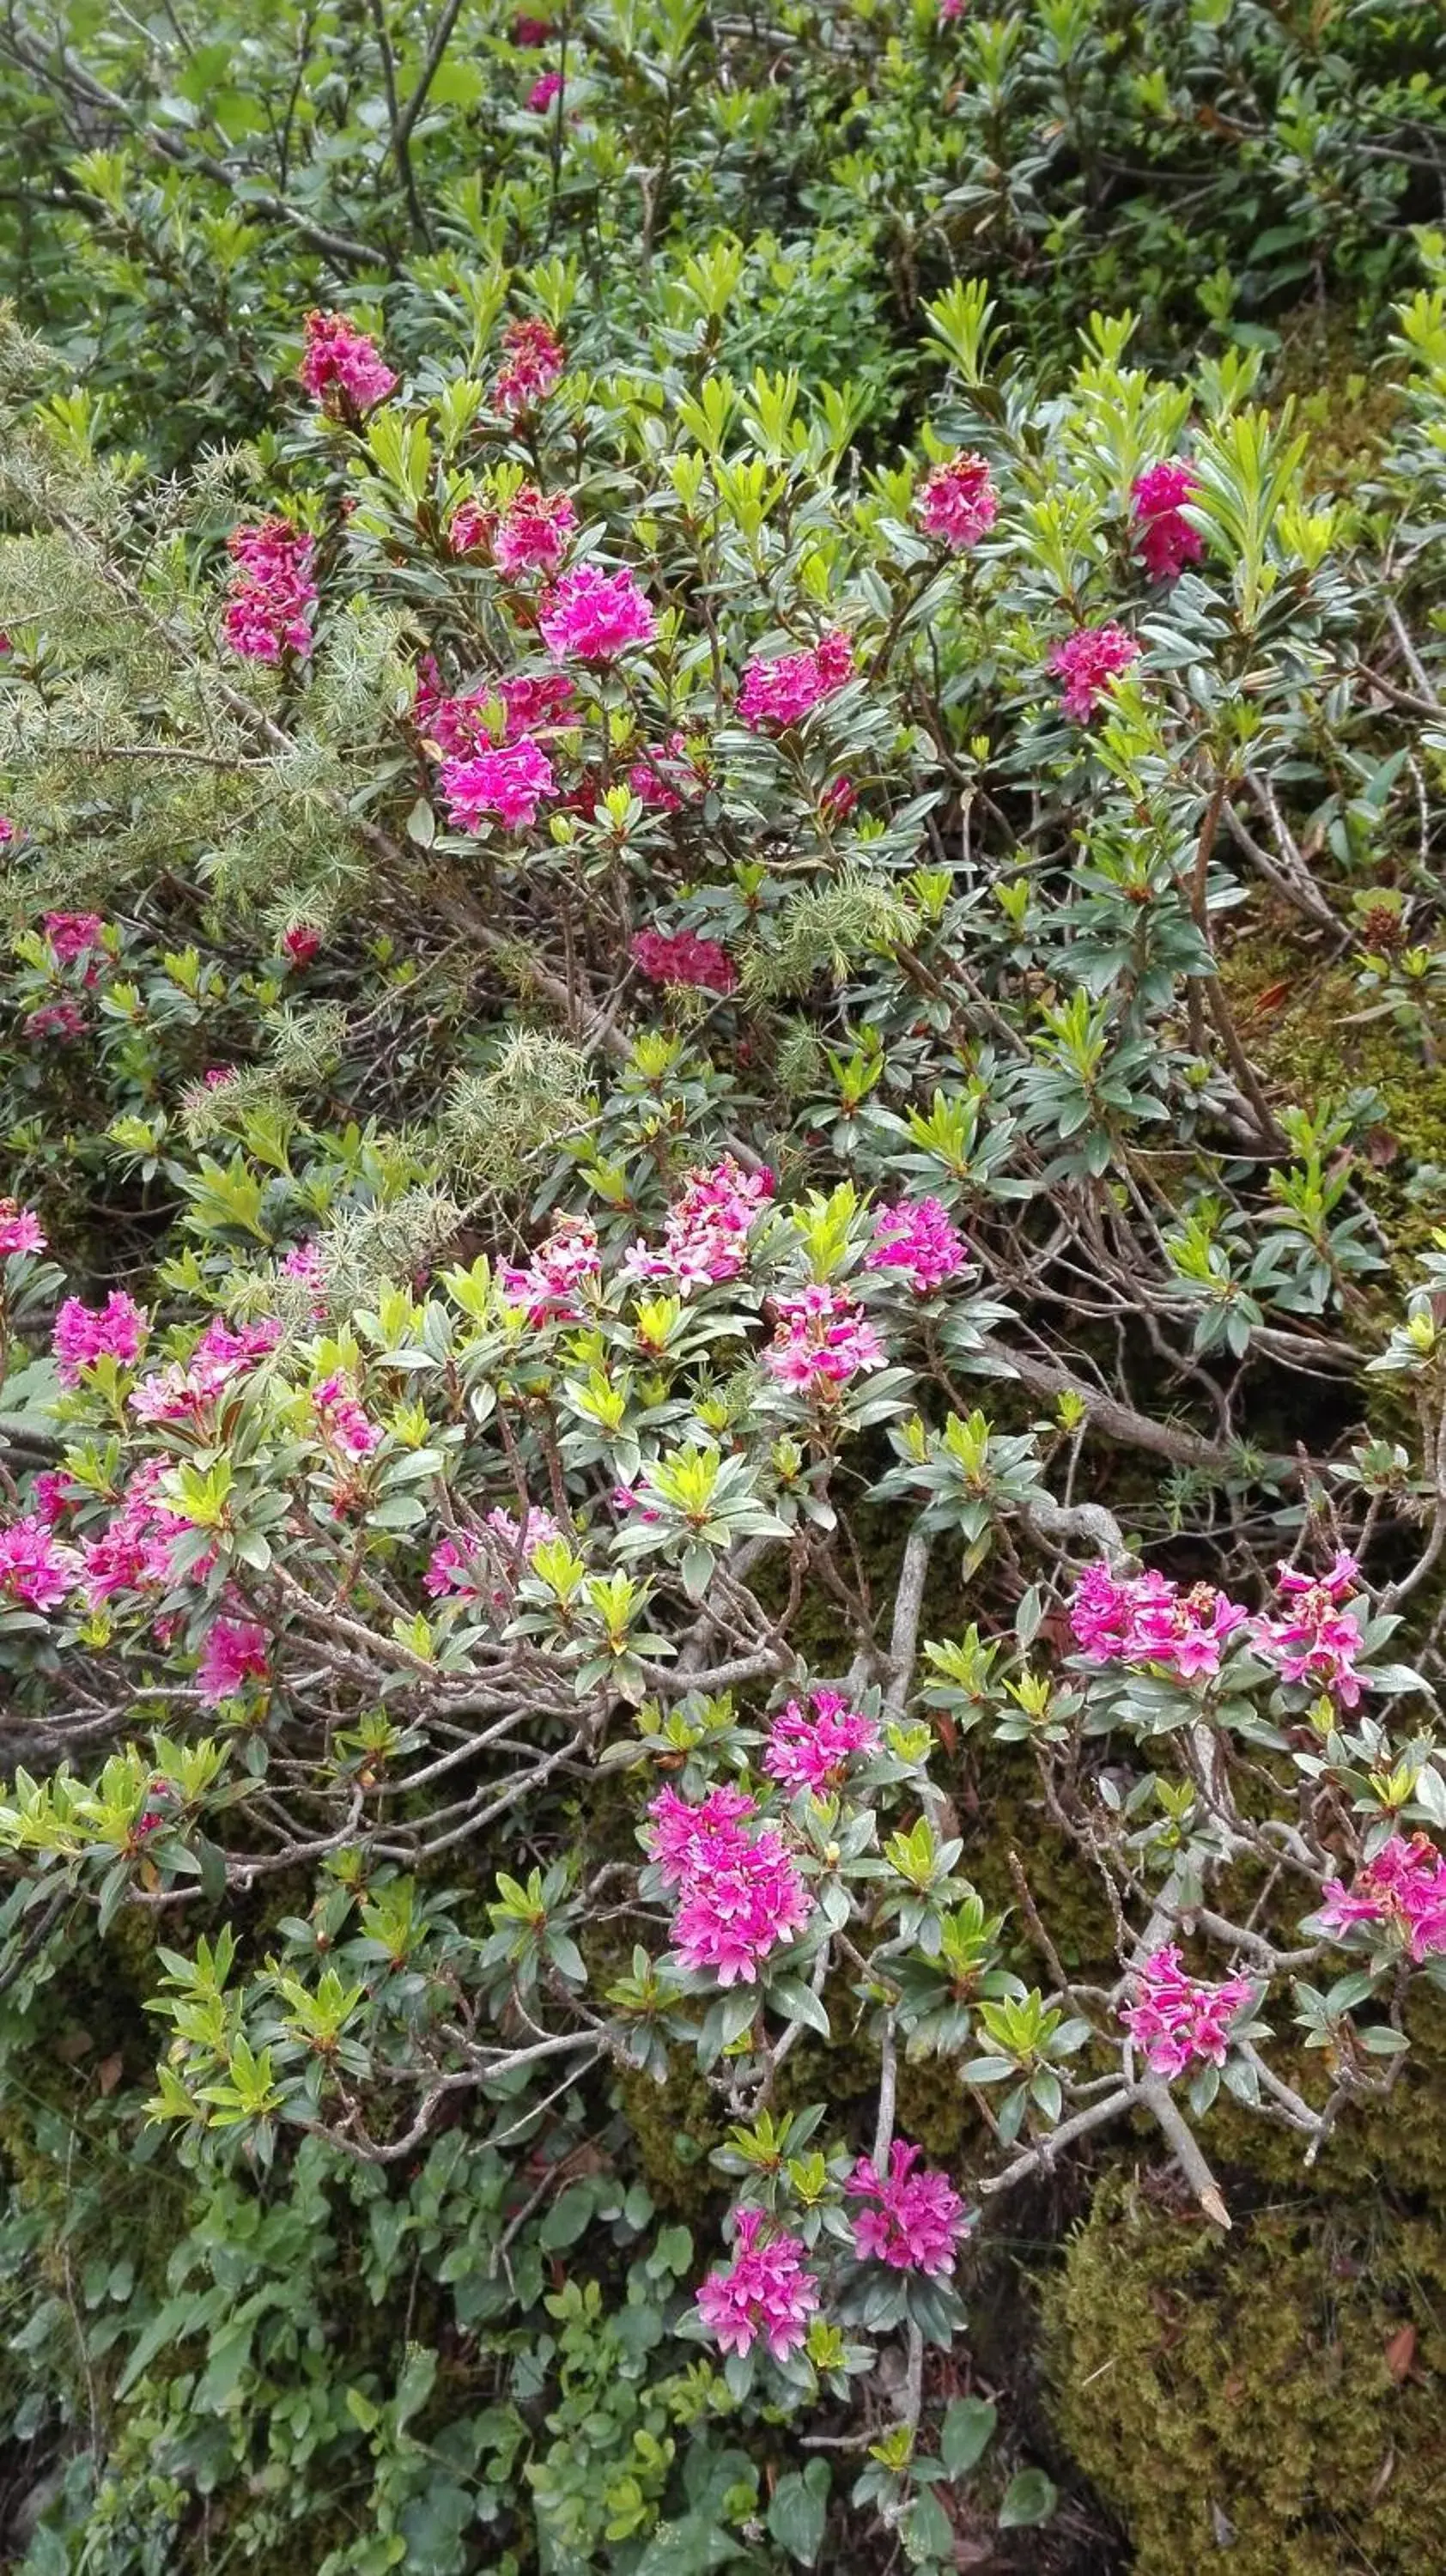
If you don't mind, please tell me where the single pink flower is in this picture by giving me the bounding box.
[492,317,566,416]
[223,518,316,664]
[848,2140,972,2275]
[866,1197,968,1294]
[494,484,577,577]
[197,1616,270,1704]
[917,451,999,550]
[696,2208,819,2360]
[629,928,738,993]
[1132,461,1204,583]
[282,924,321,968]
[527,69,563,109]
[312,1372,381,1459]
[0,1200,46,1256]
[52,1291,147,1385]
[1049,622,1139,720]
[622,1157,774,1292]
[671,1823,813,1985]
[513,12,553,40]
[538,564,657,662]
[764,1687,879,1795]
[738,629,854,731]
[499,1214,601,1323]
[1121,1945,1254,2077]
[766,1282,885,1393]
[299,309,397,416]
[44,912,105,962]
[0,1516,81,1613]
[1318,1834,1446,1962]
[440,735,556,833]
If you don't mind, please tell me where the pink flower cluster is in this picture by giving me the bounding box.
[628,734,705,811]
[499,1215,601,1323]
[848,2139,971,2275]
[866,1197,968,1295]
[0,1200,46,1256]
[623,1157,774,1293]
[129,1315,280,1431]
[1121,1945,1254,2077]
[528,68,562,109]
[312,1373,381,1459]
[1132,461,1203,583]
[494,484,577,576]
[416,659,575,758]
[425,1507,560,1608]
[766,1283,885,1394]
[198,1616,269,1704]
[223,519,317,664]
[917,451,999,550]
[1049,622,1139,720]
[78,1459,196,1604]
[764,1688,879,1795]
[1069,1564,1248,1681]
[25,999,88,1042]
[695,2207,819,2360]
[440,736,556,832]
[45,912,105,963]
[647,1786,813,1985]
[492,318,566,416]
[630,928,738,993]
[298,309,397,415]
[53,1291,148,1385]
[738,629,854,731]
[539,564,657,662]
[1251,1552,1365,1707]
[1319,1833,1446,1961]
[282,923,321,968]
[0,1516,81,1613]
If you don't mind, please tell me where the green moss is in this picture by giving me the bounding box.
[1045,2178,1446,2576]
[614,2054,729,2221]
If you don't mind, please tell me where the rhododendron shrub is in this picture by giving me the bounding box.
[5,207,1446,2575]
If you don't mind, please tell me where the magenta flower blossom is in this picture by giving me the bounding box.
[766,1283,886,1393]
[80,1460,195,1605]
[630,928,738,992]
[129,1315,281,1430]
[223,519,317,664]
[866,1197,968,1294]
[671,1822,813,1984]
[539,564,658,662]
[622,1157,775,1292]
[282,924,321,968]
[447,497,495,556]
[1132,461,1204,583]
[1251,1552,1367,1705]
[0,817,13,846]
[499,1214,601,1322]
[1068,1564,1249,1681]
[494,484,577,576]
[298,309,397,416]
[25,998,88,1041]
[440,736,556,833]
[1049,622,1140,720]
[628,733,705,811]
[53,1291,148,1385]
[695,2208,820,2360]
[513,12,553,40]
[426,1509,560,1609]
[312,1373,381,1459]
[737,629,854,731]
[917,451,999,550]
[31,1470,80,1526]
[764,1687,879,1795]
[197,1617,270,1704]
[492,317,566,416]
[527,68,563,109]
[645,1783,759,1888]
[44,912,106,963]
[1121,1945,1254,2077]
[848,2140,972,2276]
[1319,1834,1446,1961]
[0,1199,46,1256]
[0,1516,80,1613]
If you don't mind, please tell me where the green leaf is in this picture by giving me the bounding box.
[767,2459,829,2564]
[940,2395,996,2477]
[769,1975,830,2036]
[998,2467,1057,2529]
[539,2181,596,2249]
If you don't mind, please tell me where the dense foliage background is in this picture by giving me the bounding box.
[2,3,1446,2570]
